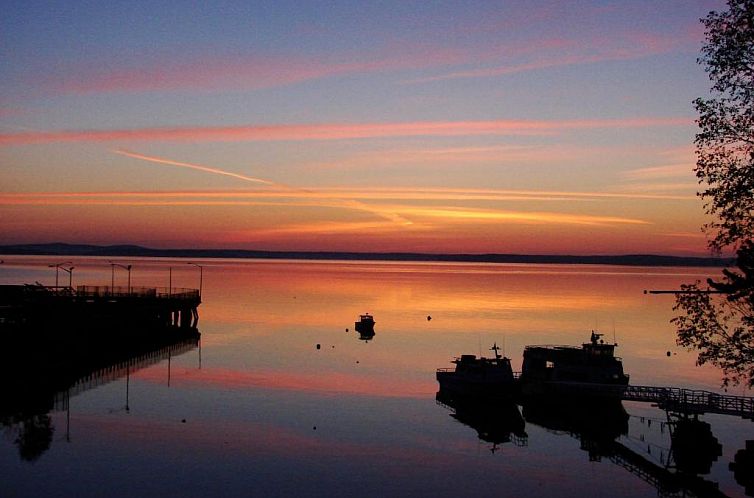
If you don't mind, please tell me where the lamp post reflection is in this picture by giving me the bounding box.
[188,262,203,298]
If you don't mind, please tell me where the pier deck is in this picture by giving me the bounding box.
[0,284,201,329]
[623,385,754,419]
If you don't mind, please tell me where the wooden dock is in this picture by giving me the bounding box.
[623,385,754,419]
[0,284,201,330]
[515,380,754,419]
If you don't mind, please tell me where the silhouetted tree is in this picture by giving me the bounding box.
[673,0,754,387]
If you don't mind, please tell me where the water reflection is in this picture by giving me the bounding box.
[2,258,749,497]
[435,389,737,497]
[731,441,754,496]
[0,325,199,462]
[436,388,526,452]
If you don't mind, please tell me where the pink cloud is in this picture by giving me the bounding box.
[0,117,691,145]
[407,29,698,84]
[51,47,467,95]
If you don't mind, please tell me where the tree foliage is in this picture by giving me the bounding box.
[693,0,754,250]
[673,241,754,386]
[674,1,754,387]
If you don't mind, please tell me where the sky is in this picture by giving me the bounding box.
[0,0,727,255]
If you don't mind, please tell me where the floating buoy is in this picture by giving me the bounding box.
[316,344,321,350]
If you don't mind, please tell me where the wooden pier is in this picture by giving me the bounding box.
[0,284,201,330]
[515,380,754,419]
[623,385,754,419]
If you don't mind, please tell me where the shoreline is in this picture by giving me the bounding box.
[0,243,733,268]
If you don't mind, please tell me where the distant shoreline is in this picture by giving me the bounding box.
[0,243,734,267]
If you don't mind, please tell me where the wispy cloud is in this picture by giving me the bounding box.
[113,149,411,226]
[390,206,650,227]
[405,29,696,84]
[0,186,695,205]
[620,163,694,181]
[114,148,275,185]
[48,47,468,95]
[0,191,651,228]
[0,117,691,146]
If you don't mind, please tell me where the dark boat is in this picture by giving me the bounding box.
[518,331,629,398]
[436,343,516,397]
[355,313,375,333]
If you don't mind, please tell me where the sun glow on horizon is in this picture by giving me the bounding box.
[0,1,715,255]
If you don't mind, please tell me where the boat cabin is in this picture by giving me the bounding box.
[520,332,629,386]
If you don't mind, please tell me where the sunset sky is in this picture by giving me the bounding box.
[1,0,725,255]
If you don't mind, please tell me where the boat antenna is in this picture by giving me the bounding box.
[490,342,501,360]
[612,320,617,345]
[478,334,482,357]
[503,335,506,358]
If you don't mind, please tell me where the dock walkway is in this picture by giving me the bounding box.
[623,385,754,419]
[0,284,201,329]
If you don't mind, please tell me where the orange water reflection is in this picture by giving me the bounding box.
[0,257,727,393]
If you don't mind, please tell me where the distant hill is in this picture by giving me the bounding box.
[0,242,734,267]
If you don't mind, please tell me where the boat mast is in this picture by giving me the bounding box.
[490,342,502,359]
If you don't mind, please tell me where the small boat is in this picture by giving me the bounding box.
[355,313,375,333]
[436,343,516,397]
[518,331,629,399]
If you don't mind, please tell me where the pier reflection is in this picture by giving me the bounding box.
[436,392,733,497]
[0,325,200,462]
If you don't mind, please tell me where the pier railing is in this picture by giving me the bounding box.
[76,285,200,301]
[624,385,754,419]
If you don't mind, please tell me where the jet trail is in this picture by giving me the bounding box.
[113,148,411,225]
[114,148,275,185]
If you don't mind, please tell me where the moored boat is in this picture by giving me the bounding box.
[355,313,375,333]
[518,331,629,399]
[436,343,516,397]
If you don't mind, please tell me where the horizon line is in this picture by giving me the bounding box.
[0,242,731,267]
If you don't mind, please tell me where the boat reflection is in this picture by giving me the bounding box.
[521,399,629,461]
[357,329,376,342]
[0,326,200,462]
[436,388,527,452]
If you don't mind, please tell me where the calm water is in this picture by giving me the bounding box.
[1,257,752,497]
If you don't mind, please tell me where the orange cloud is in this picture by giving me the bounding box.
[0,186,695,205]
[0,118,691,146]
[392,205,650,226]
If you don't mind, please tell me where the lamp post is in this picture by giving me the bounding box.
[109,261,132,294]
[49,262,72,290]
[188,262,203,298]
[60,265,74,289]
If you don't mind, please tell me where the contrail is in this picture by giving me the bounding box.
[113,148,411,225]
[114,148,275,185]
